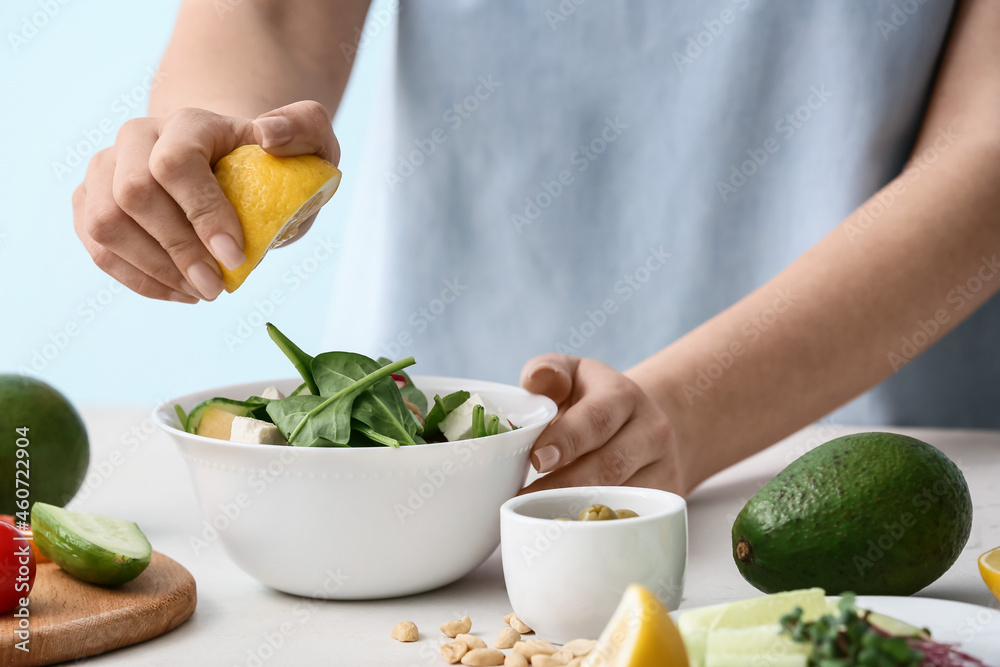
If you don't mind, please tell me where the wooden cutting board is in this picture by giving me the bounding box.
[0,551,196,666]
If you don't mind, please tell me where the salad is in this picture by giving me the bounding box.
[174,323,517,448]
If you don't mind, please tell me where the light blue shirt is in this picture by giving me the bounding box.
[327,0,1000,428]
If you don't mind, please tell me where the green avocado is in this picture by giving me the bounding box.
[0,375,89,513]
[732,432,972,596]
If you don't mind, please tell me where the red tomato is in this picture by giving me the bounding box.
[0,521,35,614]
[0,514,48,564]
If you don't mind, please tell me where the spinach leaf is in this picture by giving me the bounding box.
[351,420,406,448]
[284,356,416,445]
[422,390,470,440]
[317,352,421,446]
[267,323,320,396]
[377,356,428,415]
[266,396,327,445]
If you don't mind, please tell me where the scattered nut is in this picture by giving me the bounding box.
[561,639,597,656]
[390,621,418,642]
[551,649,574,663]
[513,639,557,657]
[530,655,566,667]
[565,659,584,667]
[456,633,488,650]
[461,648,506,666]
[441,641,469,664]
[505,653,530,667]
[505,612,533,634]
[615,509,639,518]
[441,615,473,638]
[495,626,521,649]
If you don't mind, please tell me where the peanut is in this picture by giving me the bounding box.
[504,612,533,634]
[494,626,520,649]
[441,615,473,638]
[505,653,530,667]
[561,639,597,657]
[530,655,566,667]
[456,633,488,650]
[461,648,506,666]
[390,621,418,642]
[441,641,469,664]
[513,639,557,657]
[551,649,574,663]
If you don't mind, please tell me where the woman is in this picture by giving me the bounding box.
[72,0,1000,495]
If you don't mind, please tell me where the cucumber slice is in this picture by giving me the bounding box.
[185,397,268,434]
[31,502,152,586]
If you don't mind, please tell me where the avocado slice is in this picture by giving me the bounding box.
[31,502,152,586]
[732,432,972,596]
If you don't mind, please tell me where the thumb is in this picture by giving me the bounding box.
[520,353,577,405]
[252,100,341,165]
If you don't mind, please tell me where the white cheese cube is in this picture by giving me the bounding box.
[260,386,285,400]
[440,393,513,442]
[230,416,288,445]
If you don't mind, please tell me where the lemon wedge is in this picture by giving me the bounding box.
[214,145,342,292]
[582,584,689,667]
[979,546,1000,603]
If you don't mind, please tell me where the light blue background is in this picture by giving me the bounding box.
[0,0,392,408]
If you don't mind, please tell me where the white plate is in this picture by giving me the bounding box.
[855,596,1000,662]
[676,595,1000,663]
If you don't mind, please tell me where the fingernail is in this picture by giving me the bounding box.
[528,364,559,382]
[179,279,201,300]
[169,290,198,304]
[532,445,561,473]
[253,116,293,149]
[209,234,246,271]
[188,262,224,301]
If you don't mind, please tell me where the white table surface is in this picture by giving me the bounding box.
[67,410,1000,666]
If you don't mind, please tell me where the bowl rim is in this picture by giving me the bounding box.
[152,374,558,453]
[500,486,687,527]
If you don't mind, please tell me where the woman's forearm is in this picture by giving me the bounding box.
[149,0,370,118]
[628,0,1000,492]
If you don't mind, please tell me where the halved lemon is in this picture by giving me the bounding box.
[582,584,689,667]
[979,546,1000,603]
[214,145,342,292]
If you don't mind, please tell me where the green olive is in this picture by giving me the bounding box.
[615,509,639,519]
[578,504,619,521]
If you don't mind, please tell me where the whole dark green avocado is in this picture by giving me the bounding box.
[0,375,90,513]
[732,432,972,595]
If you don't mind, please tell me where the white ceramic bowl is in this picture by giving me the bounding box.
[500,487,687,644]
[153,376,557,600]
